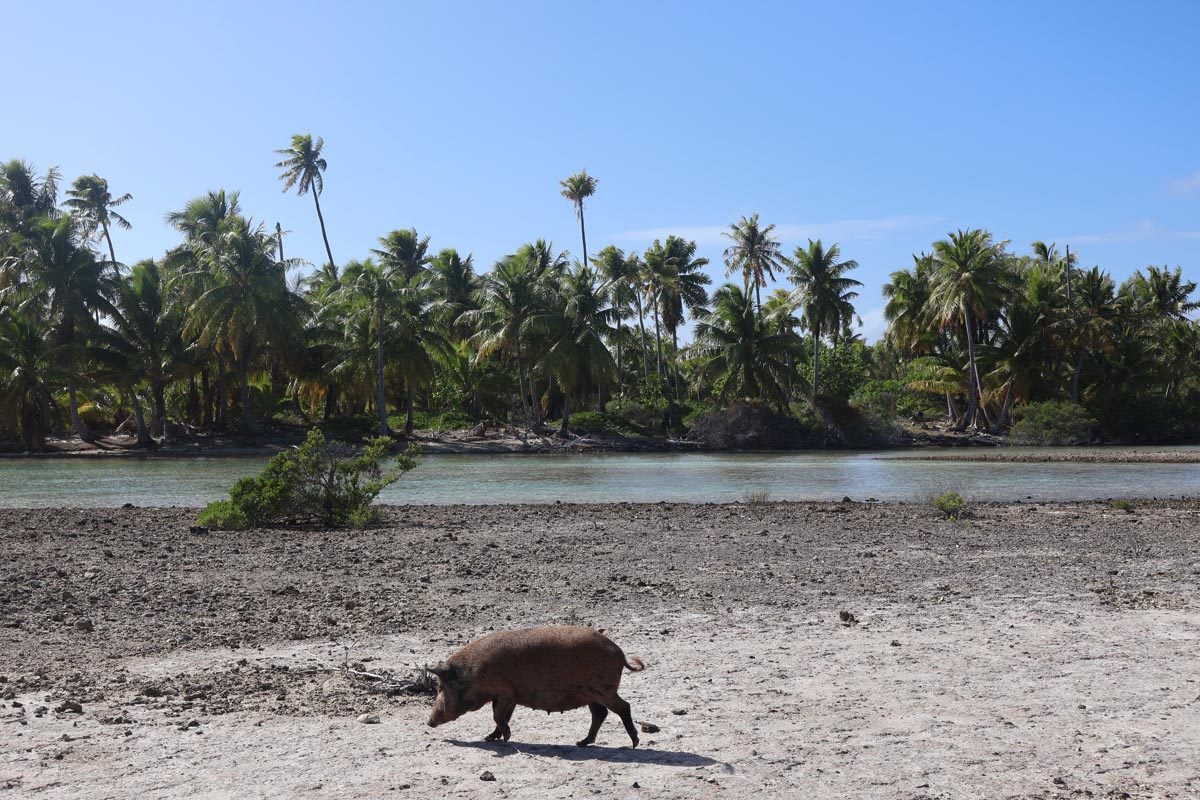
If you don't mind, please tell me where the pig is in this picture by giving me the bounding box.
[426,625,646,747]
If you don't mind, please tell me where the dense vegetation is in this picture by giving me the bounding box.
[2,138,1198,451]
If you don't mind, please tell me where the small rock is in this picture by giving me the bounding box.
[841,496,853,503]
[639,721,660,733]
[670,709,687,716]
[74,619,94,633]
[55,700,83,714]
[479,771,496,782]
[357,713,380,724]
[890,640,901,647]
[632,781,640,788]
[177,718,200,731]
[838,610,858,626]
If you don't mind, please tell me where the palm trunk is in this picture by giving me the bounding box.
[153,381,167,439]
[515,350,531,423]
[559,389,571,437]
[376,303,389,436]
[960,305,983,432]
[323,383,338,421]
[652,295,664,378]
[68,378,95,442]
[1070,350,1086,402]
[615,317,623,396]
[236,354,263,435]
[216,354,229,431]
[634,292,650,379]
[201,369,212,428]
[671,329,681,401]
[811,324,821,400]
[405,386,415,435]
[312,191,336,279]
[577,205,588,267]
[102,222,117,268]
[131,391,152,448]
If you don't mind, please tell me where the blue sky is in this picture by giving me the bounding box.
[5,0,1199,340]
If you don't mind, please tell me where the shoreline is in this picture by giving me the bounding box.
[3,500,1198,797]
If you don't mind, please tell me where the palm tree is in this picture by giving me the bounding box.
[654,236,710,399]
[274,133,336,276]
[338,258,403,435]
[786,240,861,398]
[882,254,935,357]
[927,229,1016,431]
[560,170,598,265]
[64,174,131,267]
[184,216,305,434]
[531,264,616,435]
[388,274,451,435]
[762,288,801,402]
[22,215,118,442]
[722,213,783,315]
[0,309,62,451]
[101,259,188,440]
[592,245,638,394]
[1067,267,1117,401]
[429,248,479,340]
[691,283,800,410]
[372,228,431,280]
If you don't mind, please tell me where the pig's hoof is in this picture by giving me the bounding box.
[575,738,594,747]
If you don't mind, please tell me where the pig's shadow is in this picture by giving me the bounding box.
[447,738,721,767]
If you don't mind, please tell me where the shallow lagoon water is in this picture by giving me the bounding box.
[0,447,1198,507]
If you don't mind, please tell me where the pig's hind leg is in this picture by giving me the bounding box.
[576,703,608,747]
[484,697,515,742]
[606,695,639,748]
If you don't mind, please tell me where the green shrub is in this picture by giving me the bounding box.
[320,414,380,442]
[1111,499,1136,513]
[1010,401,1098,445]
[197,429,417,529]
[933,492,966,519]
[195,500,250,530]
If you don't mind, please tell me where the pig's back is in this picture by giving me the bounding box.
[453,626,627,712]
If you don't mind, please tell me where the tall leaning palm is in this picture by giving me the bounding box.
[275,134,336,276]
[560,170,597,265]
[787,240,861,398]
[927,229,1016,431]
[722,213,783,316]
[64,174,131,267]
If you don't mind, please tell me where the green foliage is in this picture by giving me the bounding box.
[1111,499,1135,513]
[195,500,250,530]
[1009,401,1098,445]
[933,492,966,519]
[798,341,869,401]
[392,409,473,431]
[849,379,935,422]
[197,429,417,529]
[321,414,380,442]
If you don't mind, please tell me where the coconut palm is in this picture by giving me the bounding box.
[762,288,801,402]
[0,309,63,451]
[927,229,1017,431]
[786,240,861,398]
[691,283,800,410]
[429,248,479,340]
[64,174,131,267]
[184,216,305,434]
[1066,267,1118,401]
[592,245,640,394]
[882,254,935,357]
[337,258,403,435]
[274,134,336,276]
[388,274,452,435]
[653,236,710,399]
[722,213,783,314]
[373,228,431,281]
[560,170,598,265]
[21,215,118,441]
[531,264,615,435]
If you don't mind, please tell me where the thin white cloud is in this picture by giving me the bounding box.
[614,215,945,247]
[1167,169,1200,197]
[1062,219,1200,244]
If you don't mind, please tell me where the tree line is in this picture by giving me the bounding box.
[2,136,1198,451]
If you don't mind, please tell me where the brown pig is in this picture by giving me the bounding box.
[426,625,646,747]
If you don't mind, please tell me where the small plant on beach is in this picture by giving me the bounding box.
[932,492,966,519]
[1111,498,1136,513]
[742,489,770,505]
[196,429,417,529]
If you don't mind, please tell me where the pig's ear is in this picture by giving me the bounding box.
[430,662,456,682]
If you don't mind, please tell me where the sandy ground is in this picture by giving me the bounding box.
[2,501,1199,798]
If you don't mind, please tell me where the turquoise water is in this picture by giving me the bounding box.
[0,447,1197,507]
